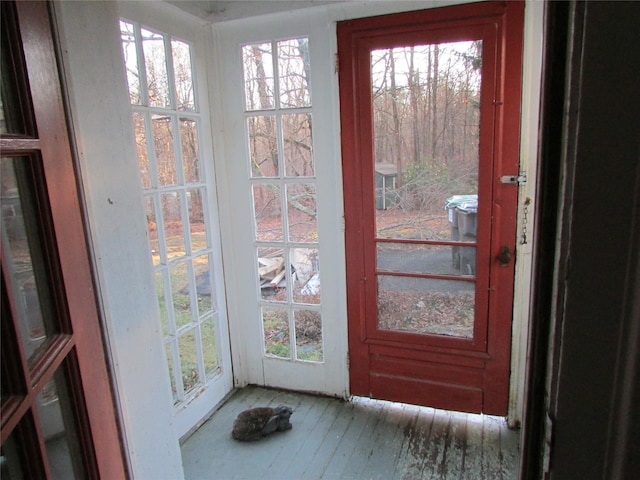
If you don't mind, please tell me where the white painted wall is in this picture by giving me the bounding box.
[53,2,184,478]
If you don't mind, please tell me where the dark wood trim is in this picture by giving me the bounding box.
[1,2,129,477]
[0,139,41,150]
[521,1,640,478]
[28,335,74,390]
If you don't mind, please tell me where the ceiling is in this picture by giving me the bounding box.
[166,0,349,22]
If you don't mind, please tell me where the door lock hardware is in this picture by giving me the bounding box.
[497,246,512,266]
[500,173,527,185]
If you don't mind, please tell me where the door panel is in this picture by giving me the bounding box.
[216,12,348,397]
[1,1,127,476]
[118,13,233,438]
[338,1,524,415]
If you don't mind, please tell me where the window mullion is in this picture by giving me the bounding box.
[171,116,185,186]
[164,34,177,111]
[271,40,280,110]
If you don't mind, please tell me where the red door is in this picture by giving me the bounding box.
[338,1,524,415]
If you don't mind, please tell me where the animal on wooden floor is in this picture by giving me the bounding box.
[231,405,293,441]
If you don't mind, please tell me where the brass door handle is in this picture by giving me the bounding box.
[497,246,512,266]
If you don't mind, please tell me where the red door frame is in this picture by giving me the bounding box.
[338,1,524,415]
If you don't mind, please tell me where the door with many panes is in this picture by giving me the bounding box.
[118,6,233,438]
[216,13,348,396]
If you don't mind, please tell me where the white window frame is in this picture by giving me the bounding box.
[117,2,233,440]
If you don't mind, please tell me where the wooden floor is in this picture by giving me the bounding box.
[181,386,520,480]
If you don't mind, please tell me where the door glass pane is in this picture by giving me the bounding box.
[188,188,208,252]
[172,40,195,111]
[286,183,317,243]
[180,118,200,183]
[283,113,314,177]
[120,21,141,105]
[242,43,275,111]
[36,364,87,479]
[157,270,169,336]
[258,246,286,302]
[371,41,482,241]
[201,318,219,378]
[1,426,25,478]
[372,40,481,339]
[194,254,213,315]
[262,306,290,359]
[247,115,278,177]
[161,192,185,260]
[253,184,283,241]
[291,247,320,304]
[294,309,322,362]
[178,328,198,393]
[277,38,311,108]
[170,260,191,329]
[1,157,58,361]
[142,28,170,108]
[377,275,474,338]
[152,114,177,186]
[1,6,32,135]
[1,414,40,478]
[132,113,151,188]
[145,195,161,265]
[165,343,178,402]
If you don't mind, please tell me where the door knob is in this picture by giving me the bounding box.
[497,246,512,266]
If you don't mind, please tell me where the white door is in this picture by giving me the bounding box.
[117,3,233,438]
[215,10,348,396]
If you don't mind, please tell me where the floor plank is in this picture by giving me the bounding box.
[181,386,520,480]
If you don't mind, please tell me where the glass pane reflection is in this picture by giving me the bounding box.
[1,9,31,135]
[36,365,86,479]
[1,157,57,361]
[0,415,36,478]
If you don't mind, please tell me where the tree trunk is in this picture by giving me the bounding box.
[430,44,439,162]
[389,49,403,187]
[408,46,420,167]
